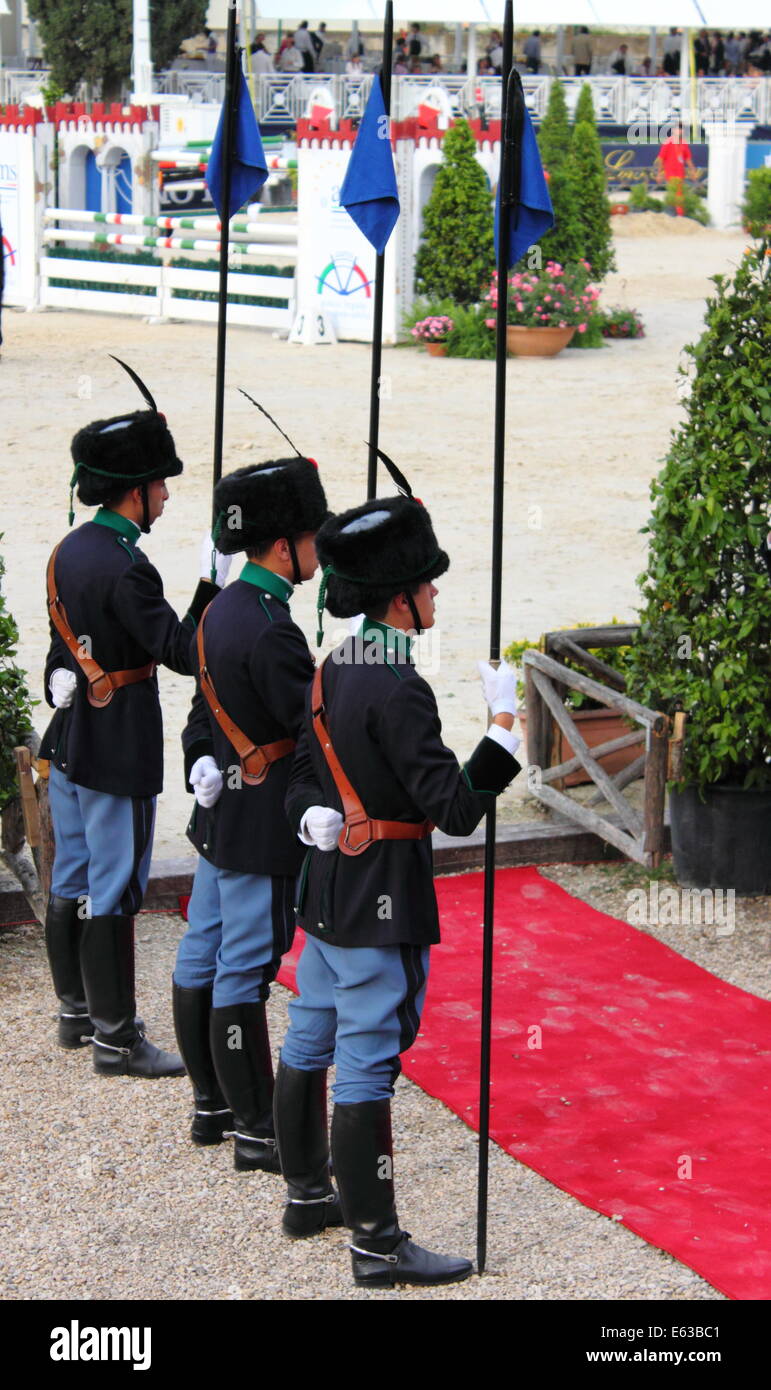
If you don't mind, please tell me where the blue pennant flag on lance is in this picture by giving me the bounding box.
[206,63,268,220]
[339,74,400,255]
[494,79,554,267]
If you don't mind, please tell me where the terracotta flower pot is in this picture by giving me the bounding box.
[506,325,576,357]
[518,705,639,787]
[426,342,448,357]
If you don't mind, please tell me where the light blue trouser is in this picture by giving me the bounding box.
[280,933,430,1104]
[173,854,295,1008]
[49,765,155,917]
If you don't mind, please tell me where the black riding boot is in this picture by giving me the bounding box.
[44,895,92,1048]
[209,1002,281,1172]
[273,1059,343,1237]
[331,1099,473,1288]
[172,982,232,1144]
[81,915,184,1078]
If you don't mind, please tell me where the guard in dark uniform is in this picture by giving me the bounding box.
[275,475,521,1285]
[172,457,332,1177]
[42,363,229,1078]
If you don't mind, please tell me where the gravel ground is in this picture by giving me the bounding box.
[3,872,758,1303]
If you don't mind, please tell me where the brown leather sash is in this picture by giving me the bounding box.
[46,544,155,709]
[311,659,433,856]
[196,604,295,786]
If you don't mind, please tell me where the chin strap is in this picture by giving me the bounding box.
[287,536,302,588]
[405,591,423,636]
[140,483,151,535]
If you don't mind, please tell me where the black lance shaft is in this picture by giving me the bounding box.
[477,0,525,1276]
[366,0,394,499]
[212,1,240,521]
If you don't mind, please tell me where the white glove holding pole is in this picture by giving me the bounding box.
[200,531,232,588]
[49,668,77,709]
[190,755,224,809]
[300,806,344,852]
[477,659,518,717]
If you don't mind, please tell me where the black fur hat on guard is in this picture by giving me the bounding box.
[212,457,329,555]
[69,358,182,526]
[315,448,448,643]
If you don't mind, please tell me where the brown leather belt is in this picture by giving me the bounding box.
[46,544,155,709]
[311,659,433,856]
[196,603,295,786]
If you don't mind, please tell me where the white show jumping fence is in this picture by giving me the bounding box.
[40,208,298,329]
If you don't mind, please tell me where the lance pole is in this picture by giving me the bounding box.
[366,0,394,500]
[477,0,522,1276]
[212,1,240,516]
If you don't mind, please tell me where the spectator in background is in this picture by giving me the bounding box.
[488,31,503,74]
[394,50,408,75]
[635,56,653,77]
[523,31,542,74]
[408,23,423,58]
[204,28,218,55]
[430,54,444,74]
[409,56,423,75]
[294,21,315,73]
[346,51,364,76]
[609,43,630,75]
[693,29,710,75]
[311,23,326,65]
[662,28,682,76]
[709,32,725,75]
[276,37,303,73]
[572,27,593,76]
[724,32,741,74]
[250,35,273,76]
[345,28,365,59]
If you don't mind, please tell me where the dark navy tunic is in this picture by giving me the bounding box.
[182,562,315,877]
[286,622,520,949]
[41,509,217,798]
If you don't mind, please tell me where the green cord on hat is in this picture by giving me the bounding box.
[316,565,333,647]
[68,459,170,527]
[210,510,225,583]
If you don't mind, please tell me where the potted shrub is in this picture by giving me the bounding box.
[505,622,638,786]
[742,167,771,240]
[411,314,455,357]
[626,242,771,892]
[483,260,600,357]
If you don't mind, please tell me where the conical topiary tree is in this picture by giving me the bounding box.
[415,119,495,306]
[626,243,771,792]
[573,81,596,128]
[530,79,583,270]
[537,78,571,176]
[565,119,616,279]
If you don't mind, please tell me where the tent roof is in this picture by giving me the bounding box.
[252,1,770,26]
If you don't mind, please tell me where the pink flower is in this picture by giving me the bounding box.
[484,318,495,328]
[516,301,524,311]
[578,323,587,333]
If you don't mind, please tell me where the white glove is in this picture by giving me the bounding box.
[477,659,518,717]
[299,806,344,852]
[49,668,77,709]
[190,755,223,809]
[200,531,232,587]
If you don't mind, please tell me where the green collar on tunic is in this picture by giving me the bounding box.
[93,507,141,543]
[239,560,293,603]
[361,618,413,661]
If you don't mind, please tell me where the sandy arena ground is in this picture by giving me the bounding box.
[0,224,747,859]
[1,223,768,1306]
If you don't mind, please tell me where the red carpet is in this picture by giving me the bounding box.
[278,866,771,1300]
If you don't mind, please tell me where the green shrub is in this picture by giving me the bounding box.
[444,304,496,360]
[628,184,663,213]
[662,179,710,225]
[537,79,571,176]
[0,543,35,813]
[573,82,596,128]
[742,167,771,239]
[565,120,616,280]
[626,242,771,792]
[414,120,495,306]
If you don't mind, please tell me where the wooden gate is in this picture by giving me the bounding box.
[522,626,675,868]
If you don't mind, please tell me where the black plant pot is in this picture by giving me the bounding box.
[669,783,771,894]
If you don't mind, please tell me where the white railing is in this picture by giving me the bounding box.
[4,70,770,128]
[40,208,297,330]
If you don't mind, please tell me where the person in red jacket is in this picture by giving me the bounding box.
[654,124,698,215]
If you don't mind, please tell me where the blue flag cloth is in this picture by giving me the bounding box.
[206,64,268,220]
[494,103,554,267]
[339,74,400,254]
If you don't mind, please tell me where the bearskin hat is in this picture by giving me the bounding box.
[213,457,329,555]
[71,411,183,507]
[316,496,449,618]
